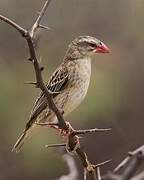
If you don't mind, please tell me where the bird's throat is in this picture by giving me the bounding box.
[76,57,91,78]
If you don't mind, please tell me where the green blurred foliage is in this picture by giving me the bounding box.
[0,0,144,179]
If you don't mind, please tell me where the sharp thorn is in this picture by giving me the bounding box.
[35,122,59,126]
[74,128,112,135]
[24,81,37,86]
[93,159,112,168]
[45,143,66,148]
[38,24,51,31]
[91,128,112,132]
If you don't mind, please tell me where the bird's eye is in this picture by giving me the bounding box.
[99,42,102,46]
[89,43,96,48]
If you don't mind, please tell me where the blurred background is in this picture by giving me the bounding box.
[0,0,144,179]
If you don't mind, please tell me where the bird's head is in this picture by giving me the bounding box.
[65,36,110,60]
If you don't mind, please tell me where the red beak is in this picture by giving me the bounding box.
[96,43,110,53]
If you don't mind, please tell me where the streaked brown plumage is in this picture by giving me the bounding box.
[12,36,110,152]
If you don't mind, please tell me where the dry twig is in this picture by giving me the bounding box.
[102,145,144,180]
[114,145,144,173]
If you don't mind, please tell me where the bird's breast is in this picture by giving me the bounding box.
[64,58,91,115]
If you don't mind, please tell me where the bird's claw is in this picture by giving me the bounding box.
[59,121,73,137]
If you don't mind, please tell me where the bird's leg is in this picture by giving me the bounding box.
[59,121,73,136]
[35,122,59,129]
[36,122,63,136]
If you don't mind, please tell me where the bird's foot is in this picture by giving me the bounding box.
[59,121,73,137]
[35,122,59,129]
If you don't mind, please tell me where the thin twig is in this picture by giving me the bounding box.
[74,128,111,135]
[94,160,111,180]
[30,0,52,38]
[97,167,101,180]
[35,122,59,126]
[24,81,37,86]
[76,148,97,180]
[38,24,51,30]
[0,14,27,36]
[93,160,112,169]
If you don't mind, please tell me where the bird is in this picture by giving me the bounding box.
[12,35,110,153]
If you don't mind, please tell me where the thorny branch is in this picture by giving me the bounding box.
[54,144,144,180]
[0,0,67,131]
[0,1,111,179]
[102,145,144,180]
[114,145,144,173]
[53,149,110,180]
[30,0,52,38]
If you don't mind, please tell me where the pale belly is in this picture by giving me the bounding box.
[64,58,91,116]
[64,82,89,115]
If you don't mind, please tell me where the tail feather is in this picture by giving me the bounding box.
[12,130,28,153]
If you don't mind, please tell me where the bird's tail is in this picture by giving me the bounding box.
[12,117,36,153]
[12,129,28,153]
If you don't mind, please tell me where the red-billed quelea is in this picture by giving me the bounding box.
[12,35,110,152]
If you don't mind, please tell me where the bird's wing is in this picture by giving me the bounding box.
[47,65,68,94]
[29,65,69,122]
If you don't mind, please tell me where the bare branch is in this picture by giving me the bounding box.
[76,148,97,180]
[97,167,101,180]
[38,24,51,31]
[120,151,143,180]
[94,160,111,180]
[0,14,27,36]
[102,145,144,180]
[114,145,144,173]
[30,0,52,38]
